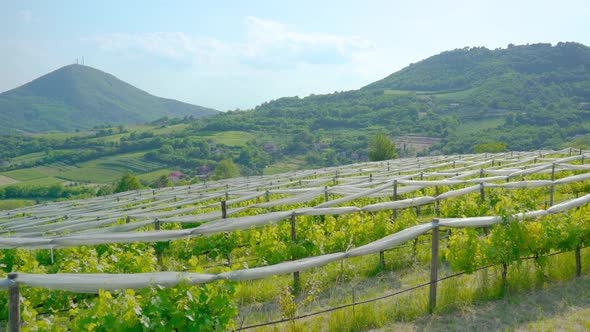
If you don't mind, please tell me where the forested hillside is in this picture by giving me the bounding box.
[198,42,590,153]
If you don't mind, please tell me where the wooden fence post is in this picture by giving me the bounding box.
[479,167,485,201]
[8,272,20,332]
[221,200,227,219]
[291,214,300,293]
[434,186,440,215]
[479,182,485,203]
[221,201,231,265]
[550,163,556,206]
[429,219,439,314]
[324,186,329,202]
[392,180,398,220]
[154,219,163,266]
[576,246,582,277]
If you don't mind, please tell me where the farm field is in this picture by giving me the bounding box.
[56,167,125,183]
[455,118,505,135]
[263,158,304,175]
[1,151,166,189]
[0,175,18,186]
[0,168,47,181]
[210,131,256,147]
[137,169,173,183]
[77,152,164,174]
[1,149,590,331]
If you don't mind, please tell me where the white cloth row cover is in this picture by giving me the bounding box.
[1,189,589,249]
[3,223,434,293]
[5,189,583,294]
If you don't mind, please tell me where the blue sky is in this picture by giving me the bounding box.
[1,0,589,111]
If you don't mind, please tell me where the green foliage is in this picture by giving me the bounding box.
[1,167,589,329]
[66,282,236,331]
[473,142,507,153]
[0,183,95,200]
[114,174,143,193]
[212,159,240,180]
[368,133,398,161]
[151,174,173,188]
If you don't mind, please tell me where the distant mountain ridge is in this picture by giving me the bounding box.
[0,65,218,133]
[363,42,590,93]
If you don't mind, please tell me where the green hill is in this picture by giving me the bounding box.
[0,64,218,133]
[364,42,590,93]
[199,42,590,154]
[2,42,590,184]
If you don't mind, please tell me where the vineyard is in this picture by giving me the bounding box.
[1,148,590,331]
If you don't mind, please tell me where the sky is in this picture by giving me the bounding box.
[1,0,589,111]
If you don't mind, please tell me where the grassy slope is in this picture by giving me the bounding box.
[380,275,590,331]
[0,199,36,210]
[0,168,48,181]
[246,246,589,332]
[0,64,218,133]
[0,125,180,187]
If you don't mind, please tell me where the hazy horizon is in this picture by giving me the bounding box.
[2,0,589,111]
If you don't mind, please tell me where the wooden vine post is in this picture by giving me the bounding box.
[550,163,556,206]
[576,246,582,277]
[479,168,486,202]
[429,219,439,314]
[221,200,227,219]
[221,200,231,265]
[154,219,163,266]
[392,180,398,220]
[291,213,300,293]
[8,272,20,332]
[434,186,440,215]
[479,168,489,234]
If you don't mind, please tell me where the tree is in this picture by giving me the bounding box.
[368,133,398,161]
[114,174,143,193]
[152,174,173,188]
[212,159,240,180]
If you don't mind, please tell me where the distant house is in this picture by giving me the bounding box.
[169,171,183,183]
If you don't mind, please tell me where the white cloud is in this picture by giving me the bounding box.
[86,17,375,69]
[18,10,33,24]
[83,17,397,109]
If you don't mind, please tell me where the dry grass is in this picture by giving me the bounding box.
[0,175,18,186]
[377,275,590,332]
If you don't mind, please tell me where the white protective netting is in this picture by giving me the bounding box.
[1,149,589,291]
